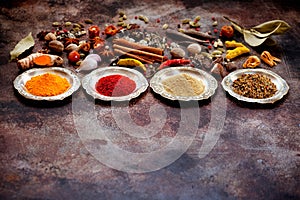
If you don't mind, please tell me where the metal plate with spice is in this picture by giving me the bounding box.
[13,67,81,101]
[82,66,149,101]
[221,68,289,104]
[150,66,218,101]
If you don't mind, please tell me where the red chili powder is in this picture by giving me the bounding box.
[95,74,136,97]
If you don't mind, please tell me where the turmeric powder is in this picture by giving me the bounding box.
[25,73,70,96]
[225,40,250,60]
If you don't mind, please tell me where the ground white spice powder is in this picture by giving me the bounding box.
[162,73,205,96]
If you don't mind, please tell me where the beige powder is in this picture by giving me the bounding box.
[162,73,205,97]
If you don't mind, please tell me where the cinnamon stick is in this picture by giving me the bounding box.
[113,44,164,62]
[113,38,164,55]
[114,49,154,64]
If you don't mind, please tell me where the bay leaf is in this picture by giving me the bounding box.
[252,20,291,35]
[10,32,35,61]
[243,30,268,47]
[250,22,281,38]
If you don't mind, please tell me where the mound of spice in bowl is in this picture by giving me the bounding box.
[162,73,205,97]
[232,73,277,99]
[95,74,136,97]
[25,73,70,96]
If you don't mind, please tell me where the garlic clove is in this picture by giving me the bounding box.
[85,54,101,63]
[76,58,98,72]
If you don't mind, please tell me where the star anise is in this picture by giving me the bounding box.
[100,46,114,59]
[63,38,79,47]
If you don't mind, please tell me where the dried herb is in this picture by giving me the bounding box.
[232,73,277,99]
[224,16,291,46]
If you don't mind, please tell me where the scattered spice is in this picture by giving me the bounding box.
[232,73,277,99]
[25,73,70,96]
[162,73,205,97]
[95,75,136,97]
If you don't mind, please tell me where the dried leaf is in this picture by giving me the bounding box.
[10,32,35,61]
[249,22,281,38]
[243,30,268,47]
[252,20,291,35]
[224,16,291,47]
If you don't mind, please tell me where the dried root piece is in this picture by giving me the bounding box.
[260,51,281,67]
[225,40,250,60]
[17,53,63,70]
[243,55,261,68]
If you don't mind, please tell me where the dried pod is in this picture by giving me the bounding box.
[138,15,149,23]
[189,21,200,28]
[162,24,168,30]
[243,55,261,68]
[48,40,64,53]
[65,44,79,52]
[260,51,281,67]
[84,19,93,24]
[65,21,72,27]
[182,18,191,24]
[44,32,57,42]
[52,22,61,27]
[212,21,218,26]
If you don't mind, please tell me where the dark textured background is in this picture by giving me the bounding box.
[0,0,299,199]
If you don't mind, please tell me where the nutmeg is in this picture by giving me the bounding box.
[44,32,56,42]
[48,40,64,53]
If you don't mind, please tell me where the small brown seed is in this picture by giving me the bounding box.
[84,19,93,24]
[52,22,61,27]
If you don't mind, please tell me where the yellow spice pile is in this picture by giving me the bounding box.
[25,73,70,96]
[162,73,205,97]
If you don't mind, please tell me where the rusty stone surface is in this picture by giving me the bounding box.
[0,0,299,199]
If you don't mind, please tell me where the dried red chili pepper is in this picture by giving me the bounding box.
[95,74,136,97]
[88,25,100,39]
[104,25,119,36]
[158,59,191,70]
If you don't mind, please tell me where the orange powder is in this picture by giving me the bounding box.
[25,73,70,96]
